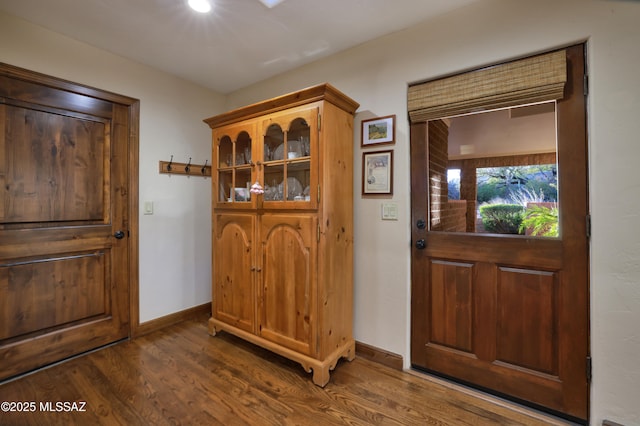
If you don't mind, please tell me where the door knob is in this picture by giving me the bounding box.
[416,219,426,229]
[415,239,426,250]
[114,230,125,239]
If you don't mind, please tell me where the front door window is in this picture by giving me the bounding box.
[432,102,558,238]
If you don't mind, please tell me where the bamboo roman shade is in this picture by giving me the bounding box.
[408,49,567,123]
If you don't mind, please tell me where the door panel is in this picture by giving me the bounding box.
[0,68,131,381]
[212,213,255,333]
[1,105,106,223]
[212,122,256,208]
[0,254,107,340]
[429,260,473,353]
[259,214,316,356]
[496,267,557,374]
[411,45,588,420]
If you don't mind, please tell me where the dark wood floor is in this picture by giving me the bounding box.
[1,316,574,425]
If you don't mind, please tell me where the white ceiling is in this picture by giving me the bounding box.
[0,0,479,94]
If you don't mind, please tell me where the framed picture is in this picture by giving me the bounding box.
[362,150,393,195]
[361,115,395,147]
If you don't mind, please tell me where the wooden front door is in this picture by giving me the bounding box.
[410,46,589,421]
[0,64,136,381]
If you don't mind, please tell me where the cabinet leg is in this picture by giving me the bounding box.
[312,366,330,387]
[207,318,217,336]
[344,341,356,362]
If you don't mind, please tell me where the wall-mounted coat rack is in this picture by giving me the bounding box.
[159,156,211,177]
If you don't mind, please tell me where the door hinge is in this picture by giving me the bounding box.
[317,223,321,242]
[586,356,592,383]
[586,214,591,238]
[584,74,589,96]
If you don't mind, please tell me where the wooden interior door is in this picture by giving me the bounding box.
[0,65,135,381]
[410,45,589,421]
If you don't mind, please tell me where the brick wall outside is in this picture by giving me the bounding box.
[441,200,467,232]
[428,120,466,232]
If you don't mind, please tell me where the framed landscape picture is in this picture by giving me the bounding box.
[361,115,395,147]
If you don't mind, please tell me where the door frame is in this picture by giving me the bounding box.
[0,62,141,338]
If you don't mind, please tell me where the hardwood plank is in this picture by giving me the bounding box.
[0,316,574,425]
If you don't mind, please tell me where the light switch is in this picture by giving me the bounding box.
[381,202,398,220]
[143,201,154,215]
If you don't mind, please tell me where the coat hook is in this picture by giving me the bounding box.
[167,155,173,172]
[201,159,208,174]
[185,157,192,173]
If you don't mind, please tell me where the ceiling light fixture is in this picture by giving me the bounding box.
[258,0,287,8]
[188,0,212,13]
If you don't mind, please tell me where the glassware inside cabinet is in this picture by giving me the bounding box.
[288,118,311,158]
[236,131,251,165]
[218,170,232,202]
[263,163,284,201]
[264,123,284,162]
[286,161,310,201]
[262,116,313,203]
[218,135,233,168]
[234,169,252,202]
[216,130,254,204]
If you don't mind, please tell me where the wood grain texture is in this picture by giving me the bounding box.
[213,213,255,334]
[0,316,573,426]
[0,253,106,340]
[0,64,137,381]
[207,86,355,387]
[355,341,403,371]
[260,214,316,356]
[203,83,359,128]
[409,45,589,421]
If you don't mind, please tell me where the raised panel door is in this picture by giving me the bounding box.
[258,214,317,356]
[212,213,255,334]
[0,81,132,380]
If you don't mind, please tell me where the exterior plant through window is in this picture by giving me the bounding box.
[442,102,559,238]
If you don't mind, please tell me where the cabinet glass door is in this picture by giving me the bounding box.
[214,123,255,207]
[262,106,317,208]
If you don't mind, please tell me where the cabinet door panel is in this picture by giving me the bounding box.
[261,105,318,209]
[213,122,256,208]
[213,214,255,333]
[259,214,317,356]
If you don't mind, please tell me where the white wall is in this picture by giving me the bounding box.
[227,1,640,424]
[0,11,224,323]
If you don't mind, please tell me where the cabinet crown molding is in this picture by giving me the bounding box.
[204,83,359,129]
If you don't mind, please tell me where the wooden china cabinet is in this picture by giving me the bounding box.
[204,84,359,386]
